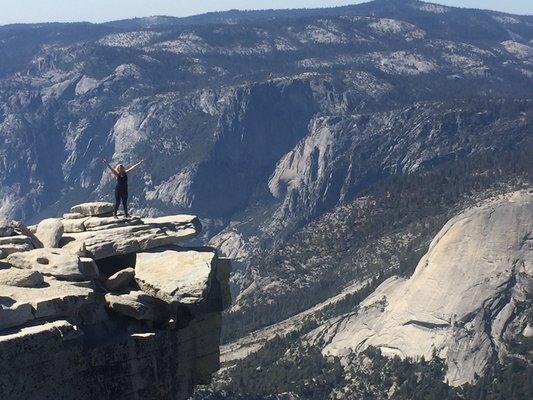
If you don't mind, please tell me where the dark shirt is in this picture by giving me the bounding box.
[116,172,128,192]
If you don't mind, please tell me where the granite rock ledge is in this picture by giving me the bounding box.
[0,202,231,400]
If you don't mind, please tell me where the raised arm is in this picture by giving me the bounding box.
[126,159,144,173]
[102,158,118,176]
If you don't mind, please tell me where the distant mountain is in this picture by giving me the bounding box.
[0,1,531,398]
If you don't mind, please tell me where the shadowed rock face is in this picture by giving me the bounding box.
[0,202,231,400]
[308,190,532,386]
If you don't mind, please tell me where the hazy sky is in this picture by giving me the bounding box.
[0,0,531,25]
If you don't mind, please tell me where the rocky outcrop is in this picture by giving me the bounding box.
[308,190,532,386]
[0,202,231,400]
[61,215,201,259]
[35,218,64,248]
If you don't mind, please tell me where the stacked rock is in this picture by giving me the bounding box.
[0,218,42,259]
[0,201,231,400]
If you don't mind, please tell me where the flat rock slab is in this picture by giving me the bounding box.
[135,247,216,305]
[62,216,200,260]
[63,213,85,220]
[0,235,34,246]
[143,215,201,230]
[70,202,114,217]
[61,216,142,234]
[0,268,44,287]
[6,248,97,281]
[83,216,143,231]
[36,218,64,248]
[0,277,96,330]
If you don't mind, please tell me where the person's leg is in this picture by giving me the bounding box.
[122,191,129,217]
[114,189,120,217]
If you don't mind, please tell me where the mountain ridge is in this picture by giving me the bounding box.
[0,1,532,397]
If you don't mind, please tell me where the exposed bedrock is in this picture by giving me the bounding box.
[308,190,532,387]
[0,202,231,400]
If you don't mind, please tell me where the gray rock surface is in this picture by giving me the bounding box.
[79,257,100,280]
[0,268,44,287]
[0,235,34,246]
[0,242,34,258]
[36,218,64,248]
[0,277,98,330]
[70,202,114,216]
[0,218,14,237]
[135,247,216,305]
[6,248,93,281]
[10,221,43,248]
[83,215,142,231]
[63,212,85,219]
[105,290,167,321]
[0,312,222,400]
[62,215,200,259]
[105,267,135,291]
[309,191,533,386]
[61,217,89,233]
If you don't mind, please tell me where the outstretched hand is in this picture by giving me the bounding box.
[125,159,144,173]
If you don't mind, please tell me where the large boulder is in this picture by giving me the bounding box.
[36,218,64,248]
[70,202,114,217]
[309,190,533,386]
[135,247,216,305]
[6,248,98,281]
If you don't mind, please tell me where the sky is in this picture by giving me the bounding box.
[0,0,531,25]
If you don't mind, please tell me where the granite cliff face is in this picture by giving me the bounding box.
[0,202,231,399]
[309,190,532,386]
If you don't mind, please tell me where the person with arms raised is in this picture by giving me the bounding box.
[102,158,144,218]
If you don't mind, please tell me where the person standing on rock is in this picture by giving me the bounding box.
[102,158,144,218]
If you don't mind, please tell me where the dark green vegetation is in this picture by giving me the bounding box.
[207,336,532,400]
